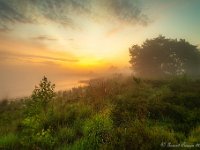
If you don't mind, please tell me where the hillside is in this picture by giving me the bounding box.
[1,75,200,149]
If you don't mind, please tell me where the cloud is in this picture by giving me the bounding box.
[0,0,150,28]
[24,54,79,62]
[0,0,33,27]
[68,38,74,41]
[32,35,57,41]
[0,25,11,33]
[0,0,91,27]
[105,26,123,37]
[98,0,149,25]
[0,50,79,63]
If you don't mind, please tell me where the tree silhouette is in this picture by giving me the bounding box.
[129,35,200,78]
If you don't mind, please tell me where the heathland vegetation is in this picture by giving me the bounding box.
[1,36,200,149]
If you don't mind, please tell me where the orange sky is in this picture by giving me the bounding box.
[0,0,200,99]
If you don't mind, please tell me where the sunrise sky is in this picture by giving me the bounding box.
[0,0,200,99]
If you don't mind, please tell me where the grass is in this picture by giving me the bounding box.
[0,75,200,149]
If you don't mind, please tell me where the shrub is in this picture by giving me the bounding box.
[70,114,113,150]
[26,76,55,116]
[58,127,76,144]
[111,97,148,126]
[110,120,178,150]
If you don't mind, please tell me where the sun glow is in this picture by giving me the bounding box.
[77,58,105,69]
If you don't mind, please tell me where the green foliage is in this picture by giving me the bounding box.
[71,114,113,150]
[0,99,23,135]
[58,127,76,144]
[30,76,55,115]
[112,97,148,126]
[110,120,178,150]
[188,126,200,143]
[0,133,19,149]
[1,75,200,149]
[16,76,57,149]
[129,36,200,78]
[19,112,57,149]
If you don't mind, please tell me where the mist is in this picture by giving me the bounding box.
[0,61,130,99]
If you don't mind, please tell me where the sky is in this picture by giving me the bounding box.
[0,0,200,99]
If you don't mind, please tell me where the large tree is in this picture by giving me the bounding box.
[129,36,200,78]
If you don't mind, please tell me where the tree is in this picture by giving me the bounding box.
[31,76,55,114]
[21,76,56,149]
[129,35,200,78]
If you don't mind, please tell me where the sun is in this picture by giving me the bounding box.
[78,58,105,69]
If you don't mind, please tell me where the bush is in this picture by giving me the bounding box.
[110,120,178,150]
[111,97,148,126]
[58,127,76,144]
[70,114,113,150]
[1,76,200,149]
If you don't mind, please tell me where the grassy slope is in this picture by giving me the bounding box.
[1,75,200,150]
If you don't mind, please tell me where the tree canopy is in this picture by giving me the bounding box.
[129,35,200,78]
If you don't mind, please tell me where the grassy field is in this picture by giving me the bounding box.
[1,75,200,149]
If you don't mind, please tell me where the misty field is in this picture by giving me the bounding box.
[1,75,200,149]
[1,0,200,149]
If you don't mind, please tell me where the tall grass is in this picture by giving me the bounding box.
[0,75,200,149]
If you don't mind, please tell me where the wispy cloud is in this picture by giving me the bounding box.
[0,0,150,29]
[0,50,79,63]
[68,38,74,41]
[98,0,149,25]
[0,25,11,33]
[32,35,57,41]
[0,0,33,29]
[23,54,79,62]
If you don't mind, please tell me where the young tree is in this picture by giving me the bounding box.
[31,76,55,114]
[21,77,56,149]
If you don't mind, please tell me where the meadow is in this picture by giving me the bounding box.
[1,0,200,149]
[1,75,200,149]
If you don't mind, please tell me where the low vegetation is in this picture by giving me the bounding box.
[1,75,200,149]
